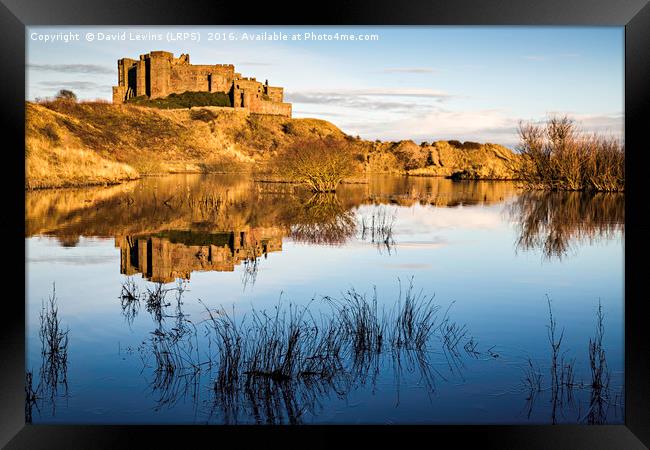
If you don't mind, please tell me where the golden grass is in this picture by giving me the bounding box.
[26,99,522,190]
[26,104,140,189]
[26,144,139,189]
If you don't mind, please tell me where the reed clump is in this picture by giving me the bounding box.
[27,283,70,421]
[586,300,611,424]
[126,278,477,423]
[519,296,616,424]
[515,116,624,192]
[39,284,69,390]
[360,205,396,254]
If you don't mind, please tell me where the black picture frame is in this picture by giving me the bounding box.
[2,1,648,448]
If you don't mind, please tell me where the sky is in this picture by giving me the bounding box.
[26,26,624,148]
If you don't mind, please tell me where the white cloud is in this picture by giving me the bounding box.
[38,80,111,92]
[323,105,623,147]
[29,63,113,74]
[287,88,451,104]
[345,107,520,145]
[570,113,624,137]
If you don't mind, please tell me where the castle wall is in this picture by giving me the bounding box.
[118,58,137,87]
[266,86,284,103]
[250,99,292,117]
[112,86,126,104]
[169,65,235,94]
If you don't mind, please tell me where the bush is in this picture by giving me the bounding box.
[462,141,481,150]
[448,140,462,148]
[126,91,231,109]
[273,136,357,192]
[190,108,218,122]
[55,89,77,101]
[515,116,624,192]
[282,122,298,135]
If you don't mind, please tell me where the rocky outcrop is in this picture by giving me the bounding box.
[365,139,518,180]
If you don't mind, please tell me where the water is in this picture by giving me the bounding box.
[25,174,624,424]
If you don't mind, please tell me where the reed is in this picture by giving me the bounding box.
[127,278,477,423]
[519,297,616,424]
[522,357,543,392]
[28,283,70,420]
[389,279,440,351]
[515,116,624,192]
[586,300,611,424]
[360,205,397,254]
[119,277,141,325]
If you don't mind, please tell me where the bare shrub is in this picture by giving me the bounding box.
[516,116,624,192]
[273,136,357,192]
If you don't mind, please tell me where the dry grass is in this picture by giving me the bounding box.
[26,144,139,189]
[25,101,351,189]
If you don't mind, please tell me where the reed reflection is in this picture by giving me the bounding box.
[518,298,620,424]
[26,284,70,422]
[508,191,624,260]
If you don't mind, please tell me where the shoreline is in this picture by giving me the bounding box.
[25,171,526,191]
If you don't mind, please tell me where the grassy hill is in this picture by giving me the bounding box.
[25,100,518,189]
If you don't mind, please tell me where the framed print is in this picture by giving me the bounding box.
[1,0,649,448]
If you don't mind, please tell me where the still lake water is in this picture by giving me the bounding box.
[25,174,624,424]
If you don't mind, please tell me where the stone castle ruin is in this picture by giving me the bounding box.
[112,51,292,117]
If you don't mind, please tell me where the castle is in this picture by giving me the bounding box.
[112,51,292,117]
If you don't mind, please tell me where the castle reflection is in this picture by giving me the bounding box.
[117,228,284,282]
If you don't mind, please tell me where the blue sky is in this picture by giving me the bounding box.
[26,26,624,147]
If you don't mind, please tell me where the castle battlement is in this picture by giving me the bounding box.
[112,51,291,117]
